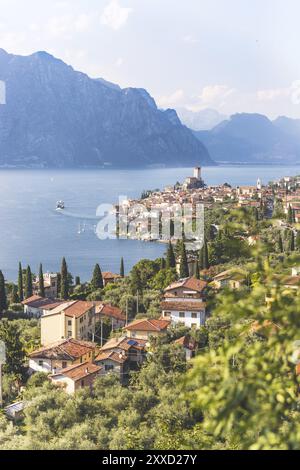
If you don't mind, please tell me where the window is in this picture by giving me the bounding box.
[68,331,72,338]
[191,312,198,319]
[179,312,185,318]
[164,312,171,317]
[68,320,72,326]
[38,360,43,367]
[81,380,85,387]
[62,361,67,369]
[105,364,114,372]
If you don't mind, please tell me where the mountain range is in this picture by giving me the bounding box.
[176,107,227,131]
[193,113,300,164]
[0,49,213,168]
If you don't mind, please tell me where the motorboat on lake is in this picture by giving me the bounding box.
[56,201,65,210]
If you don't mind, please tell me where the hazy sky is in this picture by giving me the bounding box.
[1,0,300,118]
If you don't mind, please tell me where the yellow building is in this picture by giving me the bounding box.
[41,301,96,346]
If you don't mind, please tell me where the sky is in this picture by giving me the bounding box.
[0,0,300,119]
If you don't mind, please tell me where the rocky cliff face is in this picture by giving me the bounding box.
[0,49,213,168]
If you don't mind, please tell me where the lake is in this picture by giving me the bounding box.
[0,165,299,281]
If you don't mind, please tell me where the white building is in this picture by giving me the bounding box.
[161,300,206,329]
[161,277,207,329]
[22,295,64,318]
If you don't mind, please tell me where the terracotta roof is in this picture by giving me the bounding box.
[283,276,300,287]
[103,272,122,280]
[50,361,101,382]
[98,304,126,322]
[164,277,207,293]
[64,301,94,318]
[95,351,127,364]
[161,300,206,312]
[125,319,170,332]
[29,339,97,361]
[100,336,147,353]
[22,295,64,310]
[214,270,245,282]
[174,335,197,350]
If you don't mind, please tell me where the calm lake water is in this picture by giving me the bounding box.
[0,165,299,282]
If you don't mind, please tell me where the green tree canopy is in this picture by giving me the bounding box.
[179,243,189,278]
[60,258,69,299]
[91,264,104,291]
[24,266,33,300]
[166,242,176,269]
[18,262,24,303]
[0,270,7,313]
[38,264,45,297]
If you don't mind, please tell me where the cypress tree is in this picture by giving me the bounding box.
[11,285,19,304]
[201,237,210,270]
[288,231,295,252]
[60,258,69,299]
[291,231,295,251]
[120,258,125,278]
[179,242,189,278]
[287,205,295,224]
[75,276,81,286]
[166,241,176,269]
[25,265,33,300]
[18,262,24,302]
[160,257,166,270]
[195,260,201,280]
[278,233,284,253]
[92,264,104,290]
[38,263,45,297]
[0,270,7,313]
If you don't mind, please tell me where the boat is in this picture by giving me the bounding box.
[56,201,65,210]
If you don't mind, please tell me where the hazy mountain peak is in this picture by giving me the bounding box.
[177,107,227,131]
[193,112,300,165]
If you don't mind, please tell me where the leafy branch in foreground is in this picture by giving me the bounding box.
[184,248,300,450]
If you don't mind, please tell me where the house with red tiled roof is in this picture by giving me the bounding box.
[161,277,207,329]
[174,335,197,361]
[95,336,148,382]
[41,301,96,346]
[95,303,126,329]
[50,362,102,395]
[22,295,64,318]
[28,339,99,375]
[95,351,127,382]
[124,319,170,340]
[163,277,207,300]
[102,272,122,287]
